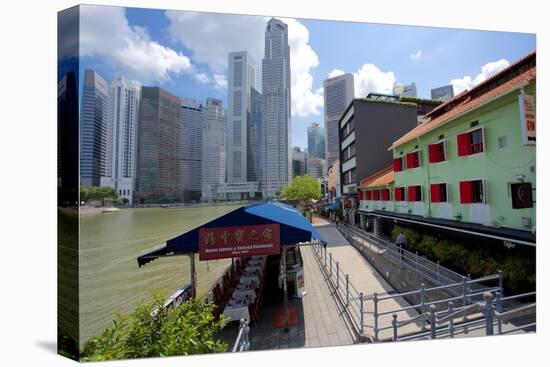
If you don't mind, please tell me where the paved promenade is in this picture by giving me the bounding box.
[312,216,423,340]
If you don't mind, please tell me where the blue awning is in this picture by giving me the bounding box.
[325,203,337,210]
[137,201,325,267]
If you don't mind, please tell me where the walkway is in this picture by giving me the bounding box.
[312,216,423,340]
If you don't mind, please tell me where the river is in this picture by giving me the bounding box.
[60,204,241,348]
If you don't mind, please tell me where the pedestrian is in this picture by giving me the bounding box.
[396,231,407,261]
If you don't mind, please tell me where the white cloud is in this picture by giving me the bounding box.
[450,59,510,94]
[166,12,323,117]
[410,50,422,61]
[330,64,396,98]
[213,74,228,90]
[193,72,210,84]
[80,5,193,83]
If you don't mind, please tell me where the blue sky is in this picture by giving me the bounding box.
[78,5,535,150]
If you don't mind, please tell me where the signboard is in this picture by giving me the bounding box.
[199,224,280,260]
[519,94,536,145]
[295,269,307,298]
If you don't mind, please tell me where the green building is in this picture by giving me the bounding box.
[358,51,536,247]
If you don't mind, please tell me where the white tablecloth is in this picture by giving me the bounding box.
[223,302,250,322]
[245,264,263,274]
[232,289,256,303]
[239,275,260,287]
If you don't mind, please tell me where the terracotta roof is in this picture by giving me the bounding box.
[358,166,394,189]
[390,52,536,150]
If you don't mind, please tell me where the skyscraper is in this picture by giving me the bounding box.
[227,51,257,184]
[292,146,307,177]
[180,98,203,202]
[248,87,263,182]
[324,73,354,169]
[431,84,455,101]
[80,69,109,187]
[135,87,181,203]
[261,18,291,198]
[394,82,417,97]
[202,98,226,201]
[307,122,325,159]
[101,76,141,204]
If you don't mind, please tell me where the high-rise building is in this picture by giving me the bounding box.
[180,98,204,202]
[135,87,181,204]
[324,73,354,169]
[307,157,326,179]
[202,98,226,201]
[227,51,257,183]
[431,84,455,101]
[261,18,292,198]
[248,87,263,182]
[291,146,307,177]
[394,82,417,97]
[307,122,325,160]
[100,77,141,204]
[80,69,109,187]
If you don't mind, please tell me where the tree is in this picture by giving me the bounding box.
[81,294,228,361]
[79,186,120,206]
[280,175,322,202]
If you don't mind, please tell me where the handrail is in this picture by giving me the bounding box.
[436,303,482,324]
[231,319,250,352]
[495,303,536,322]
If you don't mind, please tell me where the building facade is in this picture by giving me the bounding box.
[100,76,141,204]
[179,98,204,202]
[394,82,417,97]
[135,87,181,203]
[359,52,536,246]
[261,18,292,198]
[307,122,325,160]
[291,146,307,177]
[324,73,354,168]
[80,69,109,186]
[307,157,326,179]
[248,87,263,182]
[431,84,455,101]
[202,98,226,202]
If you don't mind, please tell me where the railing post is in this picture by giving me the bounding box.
[483,292,495,336]
[436,261,441,286]
[244,320,250,351]
[498,269,504,297]
[420,283,426,331]
[324,246,327,268]
[447,302,455,338]
[392,314,398,341]
[336,262,340,289]
[429,304,437,339]
[359,292,365,334]
[466,273,472,304]
[345,274,350,306]
[462,276,468,325]
[495,291,503,335]
[329,253,333,275]
[373,293,379,341]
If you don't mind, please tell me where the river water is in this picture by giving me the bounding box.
[64,204,241,347]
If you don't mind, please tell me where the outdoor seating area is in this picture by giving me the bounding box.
[212,255,267,324]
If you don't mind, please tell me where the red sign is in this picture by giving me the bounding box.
[199,224,280,260]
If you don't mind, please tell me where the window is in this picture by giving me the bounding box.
[373,190,380,200]
[358,191,364,200]
[428,141,446,163]
[510,182,533,209]
[365,190,372,200]
[430,183,448,203]
[407,185,422,202]
[394,187,405,201]
[498,136,508,149]
[459,179,485,204]
[393,157,404,172]
[457,128,484,156]
[406,151,420,169]
[381,188,390,201]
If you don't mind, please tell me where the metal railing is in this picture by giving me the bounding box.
[312,242,367,339]
[390,291,536,341]
[231,319,251,352]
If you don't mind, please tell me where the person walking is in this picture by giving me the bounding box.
[396,231,407,262]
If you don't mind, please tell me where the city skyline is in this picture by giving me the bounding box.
[78,5,535,151]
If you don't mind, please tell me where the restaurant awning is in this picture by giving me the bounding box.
[137,201,325,267]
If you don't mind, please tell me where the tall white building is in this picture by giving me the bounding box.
[323,73,354,169]
[227,51,257,184]
[393,82,417,97]
[180,98,203,202]
[202,98,226,201]
[261,18,291,198]
[101,76,141,204]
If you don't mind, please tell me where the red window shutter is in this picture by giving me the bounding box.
[366,190,372,200]
[457,133,470,156]
[394,188,399,201]
[428,144,437,163]
[430,183,441,203]
[358,191,363,200]
[406,153,414,168]
[460,181,473,203]
[373,190,380,200]
[393,158,402,171]
[408,186,416,201]
[382,189,389,201]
